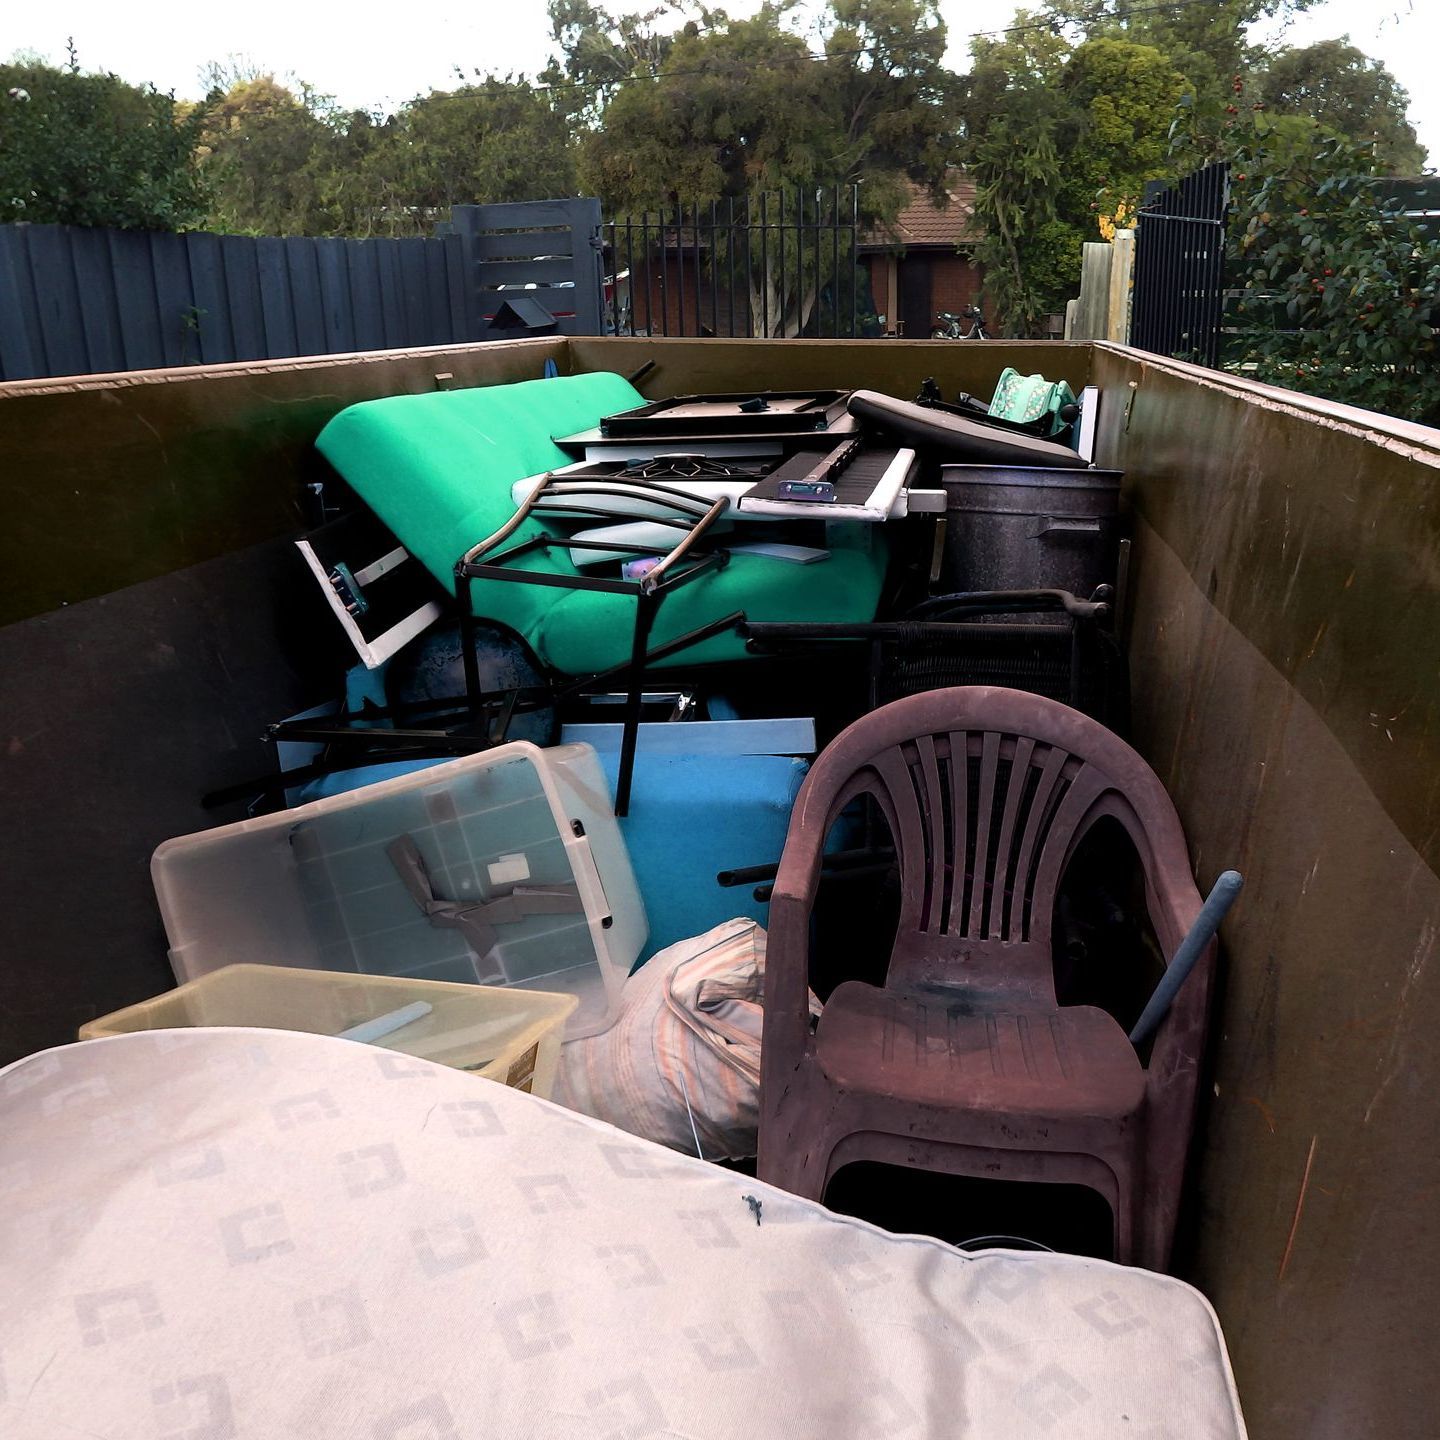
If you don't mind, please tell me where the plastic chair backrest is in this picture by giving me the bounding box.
[795,687,1194,997]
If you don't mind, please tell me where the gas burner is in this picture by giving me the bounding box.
[619,453,769,481]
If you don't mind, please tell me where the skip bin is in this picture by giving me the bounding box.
[150,742,646,1039]
[938,465,1123,600]
[78,964,576,1098]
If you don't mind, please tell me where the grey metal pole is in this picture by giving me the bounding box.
[1129,870,1244,1047]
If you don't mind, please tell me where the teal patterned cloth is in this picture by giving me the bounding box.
[988,367,1077,435]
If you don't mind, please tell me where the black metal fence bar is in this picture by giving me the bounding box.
[603,185,861,340]
[1132,162,1230,368]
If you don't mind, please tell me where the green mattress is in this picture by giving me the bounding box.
[316,372,889,675]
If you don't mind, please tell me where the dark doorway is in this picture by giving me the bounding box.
[899,254,934,338]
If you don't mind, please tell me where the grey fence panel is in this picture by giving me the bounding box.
[285,241,327,357]
[108,230,164,370]
[67,227,125,374]
[475,256,578,288]
[399,239,430,347]
[256,237,298,359]
[442,233,470,340]
[28,227,90,377]
[451,197,605,338]
[314,237,356,353]
[185,231,232,365]
[220,236,266,361]
[149,231,196,368]
[422,240,452,344]
[473,230,580,259]
[373,240,404,348]
[0,208,605,380]
[464,199,588,233]
[347,240,385,353]
[0,230,41,378]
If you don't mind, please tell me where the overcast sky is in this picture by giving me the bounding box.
[4,0,1435,165]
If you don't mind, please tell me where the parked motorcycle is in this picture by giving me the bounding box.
[930,305,991,340]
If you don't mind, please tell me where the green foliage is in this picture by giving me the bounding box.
[0,58,207,229]
[198,77,338,235]
[575,0,959,335]
[195,73,576,237]
[579,0,957,211]
[362,80,577,226]
[960,18,1069,335]
[1055,39,1187,228]
[580,6,825,206]
[1225,120,1440,425]
[1257,39,1426,175]
[543,0,674,124]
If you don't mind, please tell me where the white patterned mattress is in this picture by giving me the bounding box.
[0,1029,1247,1438]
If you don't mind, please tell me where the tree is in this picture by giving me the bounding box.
[0,57,207,229]
[1257,39,1426,174]
[1047,0,1320,166]
[543,0,674,124]
[576,0,960,334]
[197,76,337,235]
[1225,118,1440,425]
[1054,39,1187,230]
[959,17,1071,334]
[365,80,577,226]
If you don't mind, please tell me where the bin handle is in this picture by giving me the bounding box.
[1034,515,1103,538]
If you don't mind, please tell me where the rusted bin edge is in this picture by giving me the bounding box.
[0,337,1089,625]
[1088,343,1440,1440]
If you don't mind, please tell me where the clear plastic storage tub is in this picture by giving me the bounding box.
[151,743,646,1038]
[77,964,577,1098]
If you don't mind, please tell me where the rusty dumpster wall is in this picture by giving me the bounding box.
[2,336,1436,1438]
[0,337,570,627]
[1091,345,1440,1439]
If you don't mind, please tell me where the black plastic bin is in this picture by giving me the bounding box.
[938,465,1123,600]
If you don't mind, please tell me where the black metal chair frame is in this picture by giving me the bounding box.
[216,474,747,816]
[742,587,1114,714]
[452,472,741,816]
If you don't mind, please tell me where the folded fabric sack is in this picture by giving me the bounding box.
[552,917,820,1160]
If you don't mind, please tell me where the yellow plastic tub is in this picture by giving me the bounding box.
[78,963,577,1099]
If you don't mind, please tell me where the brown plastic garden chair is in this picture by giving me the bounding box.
[757,686,1214,1271]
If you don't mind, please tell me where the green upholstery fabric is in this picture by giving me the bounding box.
[316,372,889,675]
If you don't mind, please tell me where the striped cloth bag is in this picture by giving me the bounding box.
[553,917,819,1160]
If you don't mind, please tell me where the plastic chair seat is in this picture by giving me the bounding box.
[816,980,1146,1119]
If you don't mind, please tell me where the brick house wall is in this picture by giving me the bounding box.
[859,175,988,336]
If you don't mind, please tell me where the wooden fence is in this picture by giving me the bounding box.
[0,224,479,381]
[0,196,610,382]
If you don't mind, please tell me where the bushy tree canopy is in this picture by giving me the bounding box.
[1225,116,1439,425]
[1257,39,1425,174]
[578,0,958,217]
[0,58,206,229]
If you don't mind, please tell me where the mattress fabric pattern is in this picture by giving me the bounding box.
[0,1029,1246,1439]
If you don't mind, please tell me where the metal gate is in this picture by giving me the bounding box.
[1131,162,1230,367]
[447,198,607,338]
[602,186,863,339]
